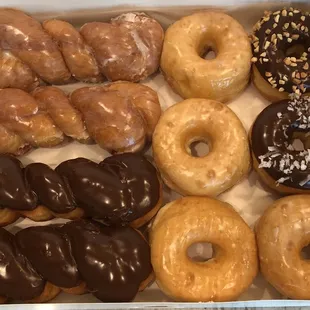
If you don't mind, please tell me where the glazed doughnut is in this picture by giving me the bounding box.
[0,8,164,90]
[256,195,310,299]
[0,82,161,155]
[150,196,258,302]
[0,153,162,227]
[250,96,310,194]
[251,7,310,101]
[0,219,152,303]
[152,98,250,196]
[160,11,252,102]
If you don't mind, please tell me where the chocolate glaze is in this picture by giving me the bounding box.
[252,8,310,94]
[0,155,37,210]
[24,163,76,213]
[100,153,160,223]
[0,228,44,300]
[251,96,310,189]
[63,220,152,302]
[0,220,152,302]
[55,153,160,224]
[0,153,160,224]
[16,225,80,288]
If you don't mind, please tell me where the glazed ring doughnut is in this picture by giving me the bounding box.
[251,7,310,101]
[250,96,310,194]
[152,98,250,196]
[160,11,252,102]
[150,196,258,302]
[256,195,310,299]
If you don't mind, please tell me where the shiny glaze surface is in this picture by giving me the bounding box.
[64,220,152,302]
[252,8,310,95]
[0,228,44,300]
[0,155,37,210]
[25,163,76,213]
[0,220,151,301]
[0,8,163,90]
[56,153,160,224]
[0,153,159,224]
[251,96,310,189]
[16,225,80,288]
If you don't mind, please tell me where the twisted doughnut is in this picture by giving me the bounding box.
[0,153,162,227]
[0,9,164,90]
[0,82,161,155]
[0,219,152,303]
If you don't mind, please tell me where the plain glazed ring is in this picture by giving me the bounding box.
[150,196,258,302]
[256,195,310,299]
[152,98,250,196]
[251,7,310,101]
[160,11,252,102]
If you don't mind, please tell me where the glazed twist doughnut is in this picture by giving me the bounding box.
[0,82,161,155]
[0,153,162,228]
[0,9,164,90]
[0,219,152,303]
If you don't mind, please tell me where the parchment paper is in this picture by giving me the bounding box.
[5,2,309,303]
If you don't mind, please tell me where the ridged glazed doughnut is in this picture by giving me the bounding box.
[152,98,250,196]
[150,196,258,302]
[160,11,252,102]
[256,195,310,299]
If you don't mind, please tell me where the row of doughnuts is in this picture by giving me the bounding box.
[2,193,309,303]
[151,195,310,302]
[0,7,307,101]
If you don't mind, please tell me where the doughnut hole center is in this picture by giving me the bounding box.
[201,46,217,60]
[187,242,213,262]
[301,244,310,260]
[188,140,210,157]
[291,138,305,151]
[285,44,305,58]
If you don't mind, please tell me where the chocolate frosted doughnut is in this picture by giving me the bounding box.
[0,219,152,303]
[0,153,162,227]
[250,96,310,194]
[251,7,310,101]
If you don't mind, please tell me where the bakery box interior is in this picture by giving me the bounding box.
[0,0,308,308]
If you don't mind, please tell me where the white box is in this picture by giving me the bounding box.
[1,0,310,308]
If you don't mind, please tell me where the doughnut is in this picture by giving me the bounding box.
[150,196,258,302]
[0,82,161,155]
[251,7,310,101]
[0,8,164,90]
[0,153,162,227]
[0,219,152,303]
[152,98,250,196]
[160,11,252,102]
[250,96,310,194]
[256,195,310,299]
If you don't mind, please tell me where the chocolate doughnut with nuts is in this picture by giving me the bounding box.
[251,7,310,101]
[250,96,310,194]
